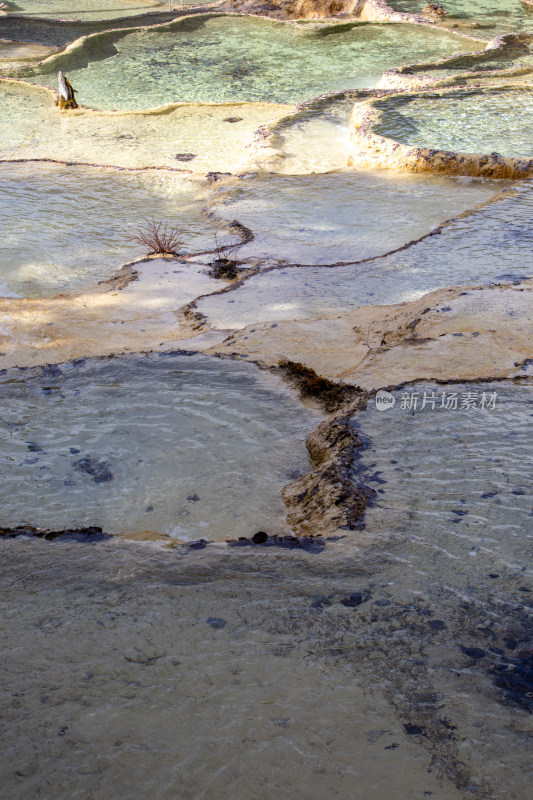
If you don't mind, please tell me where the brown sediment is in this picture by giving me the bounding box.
[120,529,174,543]
[98,261,139,290]
[218,0,451,27]
[348,84,533,178]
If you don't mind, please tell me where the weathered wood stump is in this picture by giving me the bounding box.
[55,70,78,110]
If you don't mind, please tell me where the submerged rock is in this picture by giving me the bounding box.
[206,617,227,629]
[73,456,113,484]
[491,645,533,711]
[403,723,426,735]
[226,533,325,552]
[461,646,487,660]
[0,525,110,542]
[341,590,371,607]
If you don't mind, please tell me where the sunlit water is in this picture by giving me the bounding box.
[373,88,533,157]
[264,93,357,174]
[0,37,56,69]
[0,79,290,171]
[210,170,507,264]
[199,178,531,328]
[399,34,533,79]
[0,353,320,538]
[389,0,533,34]
[0,162,214,297]
[21,16,475,109]
[355,380,533,595]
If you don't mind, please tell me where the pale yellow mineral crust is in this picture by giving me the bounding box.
[205,280,533,390]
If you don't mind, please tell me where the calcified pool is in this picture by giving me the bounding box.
[261,93,357,174]
[373,88,533,157]
[0,353,320,538]
[352,379,533,716]
[394,35,533,85]
[1,0,171,21]
[0,78,292,171]
[199,178,531,327]
[355,381,533,579]
[390,0,533,34]
[21,15,475,109]
[0,162,214,297]
[0,37,56,69]
[210,170,507,265]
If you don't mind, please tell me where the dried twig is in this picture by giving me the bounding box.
[128,218,185,256]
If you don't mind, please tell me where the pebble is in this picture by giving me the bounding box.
[206,617,227,630]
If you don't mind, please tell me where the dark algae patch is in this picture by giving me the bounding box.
[277,360,360,413]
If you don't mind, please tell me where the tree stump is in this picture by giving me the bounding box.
[55,71,78,110]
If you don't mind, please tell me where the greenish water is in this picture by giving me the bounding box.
[22,16,475,109]
[0,163,213,297]
[398,34,533,79]
[373,89,533,157]
[389,0,533,34]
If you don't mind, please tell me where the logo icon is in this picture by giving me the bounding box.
[375,390,395,412]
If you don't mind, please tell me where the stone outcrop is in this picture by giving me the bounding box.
[282,411,376,535]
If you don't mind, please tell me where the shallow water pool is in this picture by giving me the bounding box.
[0,353,320,538]
[210,170,506,265]
[354,380,533,590]
[23,16,476,109]
[389,0,533,35]
[199,178,530,328]
[373,88,533,157]
[0,162,214,297]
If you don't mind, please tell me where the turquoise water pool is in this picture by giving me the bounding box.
[21,16,476,108]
